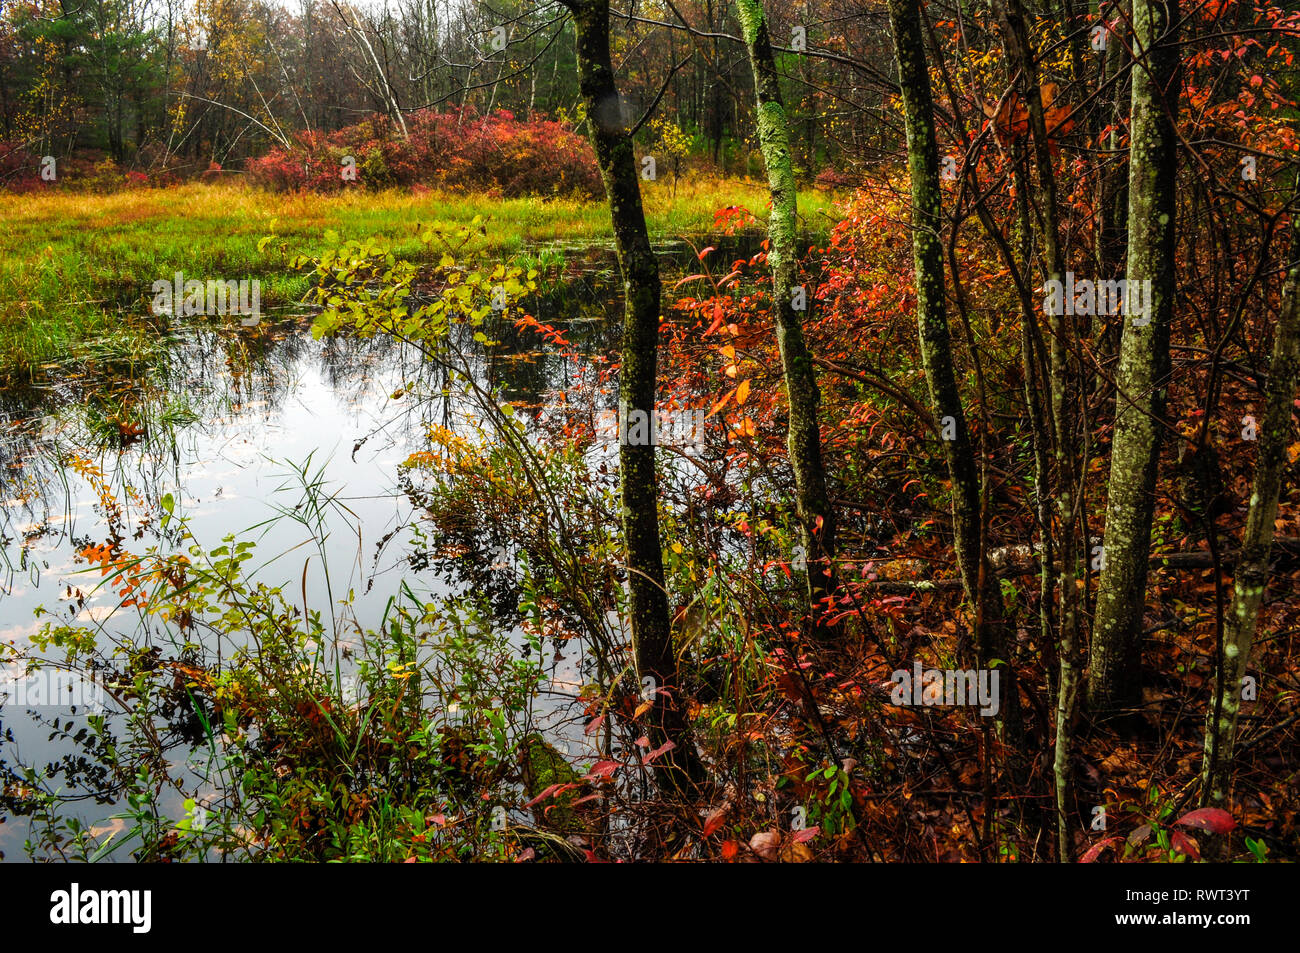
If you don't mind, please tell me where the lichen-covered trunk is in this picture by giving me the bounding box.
[736,0,838,631]
[561,0,703,792]
[1201,197,1300,810]
[886,0,1019,735]
[1088,0,1179,717]
[1097,1,1132,372]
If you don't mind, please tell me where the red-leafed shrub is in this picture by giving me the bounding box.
[245,108,601,197]
[814,167,858,191]
[0,140,43,192]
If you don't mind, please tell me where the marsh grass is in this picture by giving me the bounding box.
[0,177,840,376]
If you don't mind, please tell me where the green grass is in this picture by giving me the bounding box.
[0,177,842,377]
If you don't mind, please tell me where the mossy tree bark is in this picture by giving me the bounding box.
[1088,0,1180,718]
[735,0,838,633]
[1201,196,1300,811]
[560,0,704,793]
[886,0,1020,739]
[1097,0,1132,373]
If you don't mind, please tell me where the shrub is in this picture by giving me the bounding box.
[0,139,42,192]
[245,108,602,198]
[814,167,858,191]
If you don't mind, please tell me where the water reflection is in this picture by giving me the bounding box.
[0,303,616,859]
[0,233,766,860]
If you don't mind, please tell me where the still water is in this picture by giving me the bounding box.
[0,300,617,859]
[0,235,767,860]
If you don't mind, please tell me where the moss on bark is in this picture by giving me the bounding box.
[736,0,838,632]
[561,0,704,794]
[1088,0,1180,717]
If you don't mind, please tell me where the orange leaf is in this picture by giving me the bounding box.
[702,806,728,837]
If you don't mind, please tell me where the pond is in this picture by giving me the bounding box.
[0,234,766,860]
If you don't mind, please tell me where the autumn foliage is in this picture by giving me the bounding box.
[245,108,603,197]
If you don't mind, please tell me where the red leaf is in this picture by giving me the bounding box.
[642,741,676,764]
[587,759,620,779]
[1171,830,1201,860]
[704,303,725,336]
[515,847,536,862]
[524,782,573,807]
[702,806,728,837]
[698,245,716,260]
[720,840,739,861]
[792,825,820,843]
[1080,836,1122,863]
[1174,808,1235,834]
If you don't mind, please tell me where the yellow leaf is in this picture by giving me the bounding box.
[736,379,751,405]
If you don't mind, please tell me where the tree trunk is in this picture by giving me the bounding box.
[736,0,838,633]
[560,0,704,793]
[886,0,1018,733]
[1201,195,1300,811]
[1088,0,1180,717]
[1096,1,1132,377]
[994,1,1085,853]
